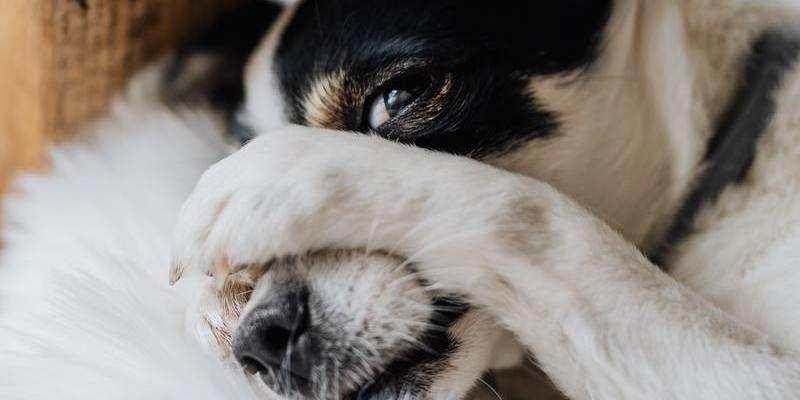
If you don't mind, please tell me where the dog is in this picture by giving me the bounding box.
[3,0,800,399]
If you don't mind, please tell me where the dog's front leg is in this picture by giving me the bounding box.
[442,193,800,400]
[171,126,800,400]
[372,170,800,399]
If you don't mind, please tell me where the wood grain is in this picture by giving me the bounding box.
[0,0,246,192]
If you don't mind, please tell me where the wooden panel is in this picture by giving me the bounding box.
[0,0,45,193]
[0,0,246,192]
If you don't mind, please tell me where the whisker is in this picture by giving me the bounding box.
[478,376,505,400]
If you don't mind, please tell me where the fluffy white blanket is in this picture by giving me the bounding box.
[0,72,274,399]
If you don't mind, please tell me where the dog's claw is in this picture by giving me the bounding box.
[214,257,231,278]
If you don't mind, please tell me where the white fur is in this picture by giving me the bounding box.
[239,5,295,133]
[0,67,277,400]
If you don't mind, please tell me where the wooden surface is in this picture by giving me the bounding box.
[0,0,246,192]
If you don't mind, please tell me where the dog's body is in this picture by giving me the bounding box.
[3,0,800,399]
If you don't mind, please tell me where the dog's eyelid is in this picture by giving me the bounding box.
[361,70,438,131]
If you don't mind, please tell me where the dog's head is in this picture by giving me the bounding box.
[194,0,706,398]
[241,0,690,249]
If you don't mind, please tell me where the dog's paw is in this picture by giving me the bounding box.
[169,125,364,282]
[169,125,550,295]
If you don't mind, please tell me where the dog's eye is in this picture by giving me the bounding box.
[367,88,418,129]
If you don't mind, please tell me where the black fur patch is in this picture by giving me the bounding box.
[273,0,612,157]
[653,31,800,264]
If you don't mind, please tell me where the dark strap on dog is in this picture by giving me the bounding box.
[652,31,800,265]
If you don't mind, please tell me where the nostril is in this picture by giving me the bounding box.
[240,355,268,376]
[232,287,314,391]
[262,324,293,356]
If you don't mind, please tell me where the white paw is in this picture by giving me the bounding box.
[169,125,548,294]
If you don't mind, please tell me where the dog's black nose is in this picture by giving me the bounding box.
[233,287,313,392]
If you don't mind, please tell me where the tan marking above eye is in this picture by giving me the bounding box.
[301,70,366,129]
[300,68,454,131]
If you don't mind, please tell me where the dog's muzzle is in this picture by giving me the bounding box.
[228,251,469,399]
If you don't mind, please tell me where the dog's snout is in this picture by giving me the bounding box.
[233,287,313,392]
[228,251,452,397]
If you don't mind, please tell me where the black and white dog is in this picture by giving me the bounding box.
[2,1,800,399]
